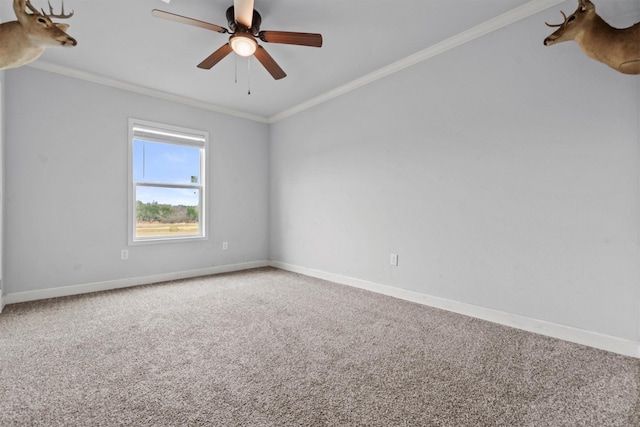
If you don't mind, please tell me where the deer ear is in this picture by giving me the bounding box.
[581,0,595,11]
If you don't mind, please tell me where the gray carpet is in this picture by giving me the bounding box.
[0,267,638,426]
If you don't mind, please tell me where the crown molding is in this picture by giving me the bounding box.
[267,0,564,123]
[27,0,563,125]
[27,61,270,124]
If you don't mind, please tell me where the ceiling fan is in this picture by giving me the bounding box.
[152,0,323,80]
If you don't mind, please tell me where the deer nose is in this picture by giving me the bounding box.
[59,36,77,46]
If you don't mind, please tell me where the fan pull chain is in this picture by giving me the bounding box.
[247,56,251,95]
[234,55,238,84]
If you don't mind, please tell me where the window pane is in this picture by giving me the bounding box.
[129,119,207,244]
[135,186,200,238]
[133,140,201,185]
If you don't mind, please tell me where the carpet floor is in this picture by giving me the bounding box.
[0,267,638,426]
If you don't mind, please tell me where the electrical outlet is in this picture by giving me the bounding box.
[121,249,129,260]
[222,242,228,250]
[390,253,398,266]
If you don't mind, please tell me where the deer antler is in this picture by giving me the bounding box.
[545,11,568,28]
[23,0,39,14]
[42,0,73,18]
[24,0,73,19]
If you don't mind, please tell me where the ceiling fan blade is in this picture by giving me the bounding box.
[234,0,254,28]
[258,31,322,47]
[197,43,233,69]
[253,46,286,80]
[152,9,228,33]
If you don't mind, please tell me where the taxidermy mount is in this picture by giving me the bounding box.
[544,0,640,75]
[0,0,76,70]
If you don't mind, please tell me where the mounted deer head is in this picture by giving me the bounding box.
[0,0,77,70]
[544,0,640,75]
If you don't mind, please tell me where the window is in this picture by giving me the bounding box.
[128,119,207,243]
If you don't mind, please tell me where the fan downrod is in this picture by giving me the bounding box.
[226,6,262,35]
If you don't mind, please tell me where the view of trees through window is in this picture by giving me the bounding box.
[135,201,199,237]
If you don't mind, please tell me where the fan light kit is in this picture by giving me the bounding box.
[152,0,323,81]
[230,34,257,57]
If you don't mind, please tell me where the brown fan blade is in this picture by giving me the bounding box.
[253,46,286,80]
[258,31,322,47]
[234,0,254,28]
[197,43,233,69]
[152,10,228,33]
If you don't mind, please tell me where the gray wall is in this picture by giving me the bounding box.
[4,67,269,294]
[270,14,640,341]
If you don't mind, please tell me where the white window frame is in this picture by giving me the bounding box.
[128,118,208,245]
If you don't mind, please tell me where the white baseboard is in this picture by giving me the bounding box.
[270,261,640,359]
[4,260,638,359]
[3,261,269,306]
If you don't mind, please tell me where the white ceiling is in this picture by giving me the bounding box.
[1,0,638,120]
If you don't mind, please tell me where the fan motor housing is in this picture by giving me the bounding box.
[226,6,262,34]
